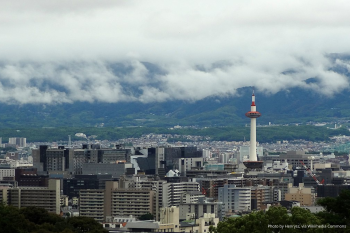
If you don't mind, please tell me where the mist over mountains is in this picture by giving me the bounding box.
[0,54,349,128]
[0,85,348,128]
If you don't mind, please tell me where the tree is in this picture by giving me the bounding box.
[138,213,154,220]
[0,205,108,233]
[316,189,350,227]
[67,216,108,233]
[209,206,323,233]
[0,203,31,233]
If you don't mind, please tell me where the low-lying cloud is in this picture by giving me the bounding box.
[0,0,349,104]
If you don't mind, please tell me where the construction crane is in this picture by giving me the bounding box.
[299,160,324,185]
[201,184,216,196]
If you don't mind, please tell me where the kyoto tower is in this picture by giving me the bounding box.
[243,91,263,170]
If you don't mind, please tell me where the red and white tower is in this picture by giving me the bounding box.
[243,91,263,170]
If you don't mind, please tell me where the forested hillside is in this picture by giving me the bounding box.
[0,87,349,128]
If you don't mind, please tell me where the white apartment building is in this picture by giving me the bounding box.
[180,191,205,204]
[0,168,15,180]
[8,137,26,147]
[162,182,200,207]
[178,157,204,176]
[218,184,251,213]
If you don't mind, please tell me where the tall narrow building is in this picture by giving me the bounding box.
[243,91,263,170]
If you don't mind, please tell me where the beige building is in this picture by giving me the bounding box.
[118,175,166,220]
[285,183,315,206]
[125,206,219,233]
[72,197,79,206]
[0,179,60,214]
[179,199,223,221]
[80,181,155,222]
[251,186,276,210]
[179,213,219,233]
[60,195,69,207]
[79,189,105,222]
[112,188,155,218]
[79,181,119,222]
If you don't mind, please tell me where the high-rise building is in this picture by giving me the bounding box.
[63,174,113,199]
[136,146,202,176]
[178,157,204,177]
[0,179,60,214]
[79,189,106,222]
[162,182,200,207]
[79,181,155,222]
[118,175,166,220]
[8,137,26,147]
[251,186,276,210]
[218,184,251,213]
[112,188,155,218]
[33,145,131,175]
[32,146,73,173]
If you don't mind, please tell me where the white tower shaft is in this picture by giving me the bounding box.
[250,104,257,161]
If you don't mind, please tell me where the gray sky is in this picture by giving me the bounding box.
[0,0,349,104]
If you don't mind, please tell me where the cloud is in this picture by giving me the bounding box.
[0,0,349,104]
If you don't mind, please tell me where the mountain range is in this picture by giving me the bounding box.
[0,86,348,128]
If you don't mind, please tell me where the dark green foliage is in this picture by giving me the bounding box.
[211,191,350,233]
[67,217,108,233]
[0,204,107,233]
[2,87,350,128]
[0,203,31,233]
[20,206,59,225]
[138,213,154,220]
[316,190,350,227]
[210,207,324,233]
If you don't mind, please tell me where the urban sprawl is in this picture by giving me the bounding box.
[0,94,349,232]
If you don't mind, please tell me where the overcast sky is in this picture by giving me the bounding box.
[0,0,350,104]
